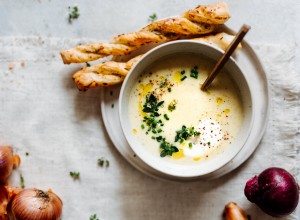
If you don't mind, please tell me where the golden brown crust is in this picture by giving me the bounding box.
[72,55,143,90]
[193,32,242,51]
[60,43,137,64]
[182,2,231,24]
[111,32,169,47]
[142,18,216,35]
[72,33,239,90]
[60,2,230,64]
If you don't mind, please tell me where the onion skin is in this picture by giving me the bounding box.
[224,202,248,220]
[11,188,63,220]
[244,167,299,217]
[0,185,22,219]
[0,146,14,182]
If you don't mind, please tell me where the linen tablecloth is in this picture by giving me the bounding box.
[0,0,299,219]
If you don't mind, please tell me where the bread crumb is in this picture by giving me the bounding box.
[20,60,25,67]
[8,63,15,71]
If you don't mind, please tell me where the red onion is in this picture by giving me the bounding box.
[244,167,299,217]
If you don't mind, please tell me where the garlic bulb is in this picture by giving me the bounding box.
[0,146,20,182]
[11,188,63,220]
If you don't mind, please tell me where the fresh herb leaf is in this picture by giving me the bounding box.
[164,114,169,120]
[160,138,179,157]
[156,136,163,142]
[86,62,91,67]
[90,214,99,220]
[143,94,164,114]
[190,66,199,79]
[68,5,80,23]
[148,13,158,22]
[70,171,80,180]
[175,126,200,143]
[167,87,172,92]
[180,70,186,75]
[181,75,187,81]
[20,174,25,188]
[98,157,109,167]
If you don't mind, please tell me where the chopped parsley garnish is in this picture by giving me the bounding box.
[90,214,99,220]
[143,115,159,130]
[141,124,145,129]
[156,136,163,142]
[68,6,80,23]
[167,87,172,92]
[181,75,187,81]
[98,157,109,167]
[175,125,200,143]
[25,152,29,156]
[86,62,91,67]
[111,104,114,108]
[180,70,186,75]
[70,171,80,180]
[168,100,177,112]
[148,13,158,22]
[143,94,164,114]
[20,174,25,188]
[164,114,169,120]
[190,66,199,79]
[160,138,179,157]
[189,143,193,148]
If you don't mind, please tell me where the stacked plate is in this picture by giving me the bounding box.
[100,26,269,181]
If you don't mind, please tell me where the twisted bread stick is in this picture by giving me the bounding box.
[60,2,230,64]
[73,55,142,90]
[73,32,240,90]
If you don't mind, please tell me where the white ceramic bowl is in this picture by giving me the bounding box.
[119,40,254,178]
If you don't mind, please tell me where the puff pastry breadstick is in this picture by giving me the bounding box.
[73,55,142,90]
[60,2,230,64]
[73,32,239,90]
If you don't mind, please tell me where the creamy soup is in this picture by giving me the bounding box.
[128,53,244,164]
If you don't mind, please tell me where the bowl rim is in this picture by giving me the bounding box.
[119,40,254,178]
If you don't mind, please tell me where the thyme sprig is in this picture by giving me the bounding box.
[68,6,80,23]
[148,13,158,22]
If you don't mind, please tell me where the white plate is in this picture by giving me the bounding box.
[100,25,269,181]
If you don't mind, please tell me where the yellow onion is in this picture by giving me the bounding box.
[0,146,20,182]
[11,188,63,220]
[0,185,22,219]
[224,202,248,220]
